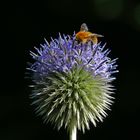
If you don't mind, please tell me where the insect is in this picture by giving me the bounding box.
[76,23,103,44]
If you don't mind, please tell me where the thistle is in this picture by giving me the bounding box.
[27,24,118,140]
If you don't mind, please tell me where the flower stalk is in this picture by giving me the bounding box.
[70,126,77,140]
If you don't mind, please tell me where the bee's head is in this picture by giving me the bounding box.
[80,23,89,31]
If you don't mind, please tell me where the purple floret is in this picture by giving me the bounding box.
[29,34,118,81]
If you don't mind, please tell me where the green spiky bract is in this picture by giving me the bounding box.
[31,66,113,133]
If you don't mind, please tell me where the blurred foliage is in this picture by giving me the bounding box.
[134,4,140,29]
[93,0,123,20]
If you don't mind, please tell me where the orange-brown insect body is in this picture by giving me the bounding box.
[76,23,103,44]
[76,31,98,44]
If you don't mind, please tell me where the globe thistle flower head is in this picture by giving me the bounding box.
[28,24,118,138]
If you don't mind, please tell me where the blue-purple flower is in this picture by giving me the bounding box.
[28,31,118,138]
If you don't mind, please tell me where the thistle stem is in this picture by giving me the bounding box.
[70,126,77,140]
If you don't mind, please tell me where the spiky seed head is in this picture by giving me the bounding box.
[28,33,118,133]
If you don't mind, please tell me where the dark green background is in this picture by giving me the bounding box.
[1,0,140,139]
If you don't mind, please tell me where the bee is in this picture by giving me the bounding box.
[76,23,103,44]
